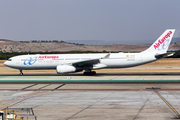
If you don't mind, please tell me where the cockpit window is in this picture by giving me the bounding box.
[8,59,12,61]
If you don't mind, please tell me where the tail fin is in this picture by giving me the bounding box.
[142,29,175,54]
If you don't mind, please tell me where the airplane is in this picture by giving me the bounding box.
[4,29,175,75]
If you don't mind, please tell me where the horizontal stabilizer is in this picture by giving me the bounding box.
[155,52,175,59]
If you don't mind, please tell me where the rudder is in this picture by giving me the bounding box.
[142,29,175,54]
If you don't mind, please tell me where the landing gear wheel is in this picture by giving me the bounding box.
[92,71,96,75]
[83,71,96,75]
[83,72,88,75]
[19,69,23,76]
[19,72,23,76]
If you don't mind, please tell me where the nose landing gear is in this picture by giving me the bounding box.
[19,69,23,75]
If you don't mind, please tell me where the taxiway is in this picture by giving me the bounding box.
[0,75,180,120]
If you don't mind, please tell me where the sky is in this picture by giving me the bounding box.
[0,0,180,44]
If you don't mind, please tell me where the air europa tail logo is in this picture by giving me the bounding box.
[154,31,172,49]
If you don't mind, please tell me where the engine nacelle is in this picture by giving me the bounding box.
[56,65,82,74]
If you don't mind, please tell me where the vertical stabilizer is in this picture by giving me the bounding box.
[142,29,175,54]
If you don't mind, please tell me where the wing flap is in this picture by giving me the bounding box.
[93,63,107,69]
[72,53,110,67]
[72,59,100,67]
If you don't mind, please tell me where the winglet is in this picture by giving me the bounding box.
[102,53,110,59]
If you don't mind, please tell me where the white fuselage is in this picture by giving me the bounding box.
[4,52,157,70]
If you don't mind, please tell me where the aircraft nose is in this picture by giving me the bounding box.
[4,61,8,66]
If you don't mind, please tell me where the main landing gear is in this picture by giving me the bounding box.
[19,69,23,76]
[83,70,96,75]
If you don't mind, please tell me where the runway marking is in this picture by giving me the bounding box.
[51,84,66,91]
[1,80,179,84]
[153,88,180,118]
[66,91,115,120]
[0,99,22,110]
[133,91,154,120]
[36,84,51,91]
[21,84,38,90]
[0,79,180,81]
[1,91,55,110]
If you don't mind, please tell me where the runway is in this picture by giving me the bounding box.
[1,74,180,120]
[0,86,180,120]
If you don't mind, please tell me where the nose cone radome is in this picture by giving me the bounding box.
[4,61,8,67]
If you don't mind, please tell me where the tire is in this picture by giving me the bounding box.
[19,73,23,76]
[83,71,96,75]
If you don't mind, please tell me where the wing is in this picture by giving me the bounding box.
[71,53,110,67]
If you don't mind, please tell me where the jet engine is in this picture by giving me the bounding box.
[56,65,82,74]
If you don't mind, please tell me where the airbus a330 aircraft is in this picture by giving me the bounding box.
[4,29,175,75]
